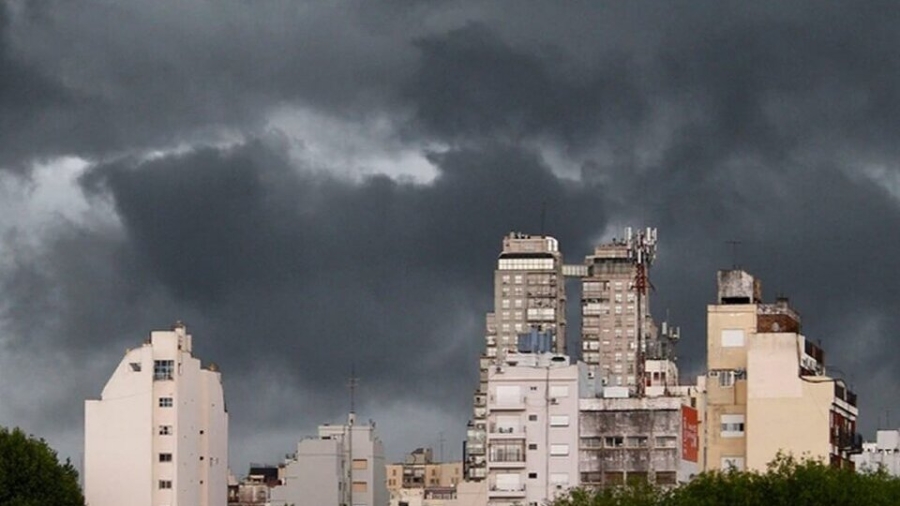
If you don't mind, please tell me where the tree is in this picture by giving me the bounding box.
[550,455,900,506]
[0,426,85,506]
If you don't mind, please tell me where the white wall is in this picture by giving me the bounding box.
[85,327,228,506]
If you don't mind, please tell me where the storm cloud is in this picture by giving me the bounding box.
[1,0,900,470]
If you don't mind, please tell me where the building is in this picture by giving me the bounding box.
[468,232,568,481]
[577,229,663,391]
[853,429,900,474]
[703,269,861,472]
[228,465,280,505]
[579,388,702,487]
[270,414,388,506]
[84,323,228,506]
[386,447,462,491]
[483,351,582,506]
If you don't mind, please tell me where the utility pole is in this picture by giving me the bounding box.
[347,367,358,506]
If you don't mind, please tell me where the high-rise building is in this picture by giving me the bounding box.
[577,228,673,393]
[270,415,388,506]
[467,232,567,481]
[84,323,228,506]
[703,269,861,472]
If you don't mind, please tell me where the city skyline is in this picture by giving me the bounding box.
[0,0,898,479]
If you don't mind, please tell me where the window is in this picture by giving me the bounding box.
[549,385,569,398]
[549,415,569,427]
[352,459,367,470]
[154,360,175,381]
[159,453,172,462]
[550,444,569,456]
[550,473,570,486]
[655,436,677,448]
[159,425,173,435]
[129,362,141,372]
[721,414,745,438]
[721,329,745,347]
[352,481,367,493]
[528,414,538,421]
[159,397,173,407]
[718,370,735,387]
[721,456,745,471]
[159,480,172,489]
[528,472,538,479]
[604,436,624,448]
[528,443,538,450]
[626,436,649,448]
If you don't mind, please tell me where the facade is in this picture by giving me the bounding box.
[468,232,567,481]
[853,430,900,475]
[270,415,388,506]
[84,323,228,506]
[578,229,663,391]
[228,465,280,505]
[704,269,861,472]
[579,390,701,488]
[483,352,581,506]
[387,448,463,506]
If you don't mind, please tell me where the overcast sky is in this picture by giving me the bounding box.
[2,0,900,474]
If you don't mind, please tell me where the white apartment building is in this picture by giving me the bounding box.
[85,323,228,506]
[853,429,900,474]
[484,352,581,506]
[270,415,388,506]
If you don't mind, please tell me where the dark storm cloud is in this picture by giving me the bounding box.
[77,139,608,405]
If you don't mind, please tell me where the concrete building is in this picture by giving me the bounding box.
[703,269,860,472]
[85,323,228,506]
[270,415,388,506]
[853,429,900,474]
[579,389,702,488]
[468,232,568,481]
[483,352,582,506]
[386,447,462,492]
[577,229,666,391]
[228,465,280,505]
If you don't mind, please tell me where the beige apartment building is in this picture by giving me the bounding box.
[386,447,462,492]
[704,269,860,472]
[579,232,656,389]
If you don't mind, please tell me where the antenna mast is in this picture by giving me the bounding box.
[629,227,657,399]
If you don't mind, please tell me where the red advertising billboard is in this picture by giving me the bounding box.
[681,405,699,463]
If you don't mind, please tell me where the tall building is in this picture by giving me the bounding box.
[270,415,388,506]
[577,228,673,393]
[482,352,582,506]
[468,232,567,481]
[703,270,861,472]
[85,323,228,506]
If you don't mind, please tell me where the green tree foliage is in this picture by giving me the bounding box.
[550,455,900,506]
[0,426,85,506]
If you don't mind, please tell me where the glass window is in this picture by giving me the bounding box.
[159,480,172,489]
[154,360,175,381]
[159,453,173,462]
[159,397,174,407]
[159,425,173,435]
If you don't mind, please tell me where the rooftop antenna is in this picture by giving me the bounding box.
[540,200,547,238]
[438,431,446,463]
[726,240,742,269]
[348,364,358,426]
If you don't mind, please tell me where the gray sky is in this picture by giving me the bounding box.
[1,0,899,474]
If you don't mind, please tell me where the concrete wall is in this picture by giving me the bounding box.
[746,333,832,471]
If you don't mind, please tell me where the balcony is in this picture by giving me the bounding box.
[488,425,526,440]
[489,396,526,411]
[489,484,526,498]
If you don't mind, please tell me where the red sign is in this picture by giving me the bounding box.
[681,405,699,463]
